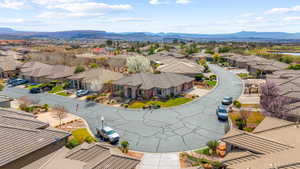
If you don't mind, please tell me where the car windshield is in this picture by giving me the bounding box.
[105,130,116,135]
[218,108,227,113]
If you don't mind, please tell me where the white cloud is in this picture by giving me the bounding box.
[149,0,168,5]
[0,18,24,23]
[37,11,103,19]
[47,2,132,12]
[176,0,190,4]
[284,16,300,21]
[266,5,300,14]
[109,17,150,22]
[30,0,84,6]
[241,13,255,17]
[0,0,25,9]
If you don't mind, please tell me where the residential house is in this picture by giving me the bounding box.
[68,68,123,92]
[225,55,289,77]
[20,62,75,83]
[0,57,22,78]
[266,70,300,120]
[221,117,300,169]
[23,142,141,169]
[156,58,205,77]
[113,72,194,99]
[0,95,13,108]
[0,107,70,169]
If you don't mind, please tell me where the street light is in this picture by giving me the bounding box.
[101,116,104,129]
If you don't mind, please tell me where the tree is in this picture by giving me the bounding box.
[106,40,113,46]
[206,140,219,156]
[52,105,69,127]
[126,55,153,73]
[212,54,221,63]
[0,82,4,91]
[74,66,85,74]
[260,81,291,119]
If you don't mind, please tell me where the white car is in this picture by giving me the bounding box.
[96,126,120,143]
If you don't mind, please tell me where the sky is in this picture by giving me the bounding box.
[1,0,300,33]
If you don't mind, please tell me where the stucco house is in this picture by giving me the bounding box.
[221,117,300,169]
[0,107,70,169]
[0,57,22,78]
[113,72,194,99]
[156,58,205,77]
[20,62,75,83]
[224,55,289,77]
[68,68,123,92]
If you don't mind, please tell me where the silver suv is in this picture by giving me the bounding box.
[96,126,120,143]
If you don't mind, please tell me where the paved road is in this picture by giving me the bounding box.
[0,64,243,153]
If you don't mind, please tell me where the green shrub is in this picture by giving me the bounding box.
[120,141,129,153]
[74,66,85,74]
[89,63,99,68]
[43,104,49,111]
[66,139,80,149]
[86,95,97,101]
[233,100,242,108]
[236,118,247,130]
[0,83,3,91]
[85,136,96,143]
[209,74,217,81]
[195,73,205,81]
[288,64,300,70]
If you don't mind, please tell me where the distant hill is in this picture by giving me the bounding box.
[1,28,300,42]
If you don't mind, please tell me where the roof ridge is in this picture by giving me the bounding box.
[0,124,38,132]
[0,114,46,124]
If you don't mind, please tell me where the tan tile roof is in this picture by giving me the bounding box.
[222,132,293,154]
[29,143,140,169]
[223,117,300,169]
[253,116,294,133]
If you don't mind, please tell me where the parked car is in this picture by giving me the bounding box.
[76,90,89,97]
[8,79,28,87]
[7,78,18,84]
[216,105,229,120]
[221,96,233,105]
[30,87,42,94]
[96,126,120,143]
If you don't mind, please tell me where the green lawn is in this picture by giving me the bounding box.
[48,85,64,93]
[205,80,217,87]
[129,97,193,108]
[26,84,42,90]
[71,128,96,143]
[56,91,70,96]
[194,147,210,155]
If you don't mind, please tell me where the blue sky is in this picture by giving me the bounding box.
[1,0,300,33]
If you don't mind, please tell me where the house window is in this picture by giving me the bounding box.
[157,89,162,95]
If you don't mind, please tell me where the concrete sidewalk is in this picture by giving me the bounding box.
[138,152,180,169]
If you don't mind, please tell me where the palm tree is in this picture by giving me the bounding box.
[206,140,219,156]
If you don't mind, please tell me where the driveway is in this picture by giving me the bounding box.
[0,64,243,153]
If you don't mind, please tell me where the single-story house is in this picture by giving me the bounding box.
[20,62,75,83]
[113,72,194,99]
[0,95,13,108]
[221,117,300,169]
[0,57,22,78]
[266,70,300,102]
[224,55,289,77]
[23,142,141,169]
[156,58,205,77]
[0,107,70,169]
[68,68,124,92]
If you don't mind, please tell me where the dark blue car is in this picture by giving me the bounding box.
[216,105,229,120]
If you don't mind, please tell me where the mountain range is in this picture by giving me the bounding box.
[1,27,300,42]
